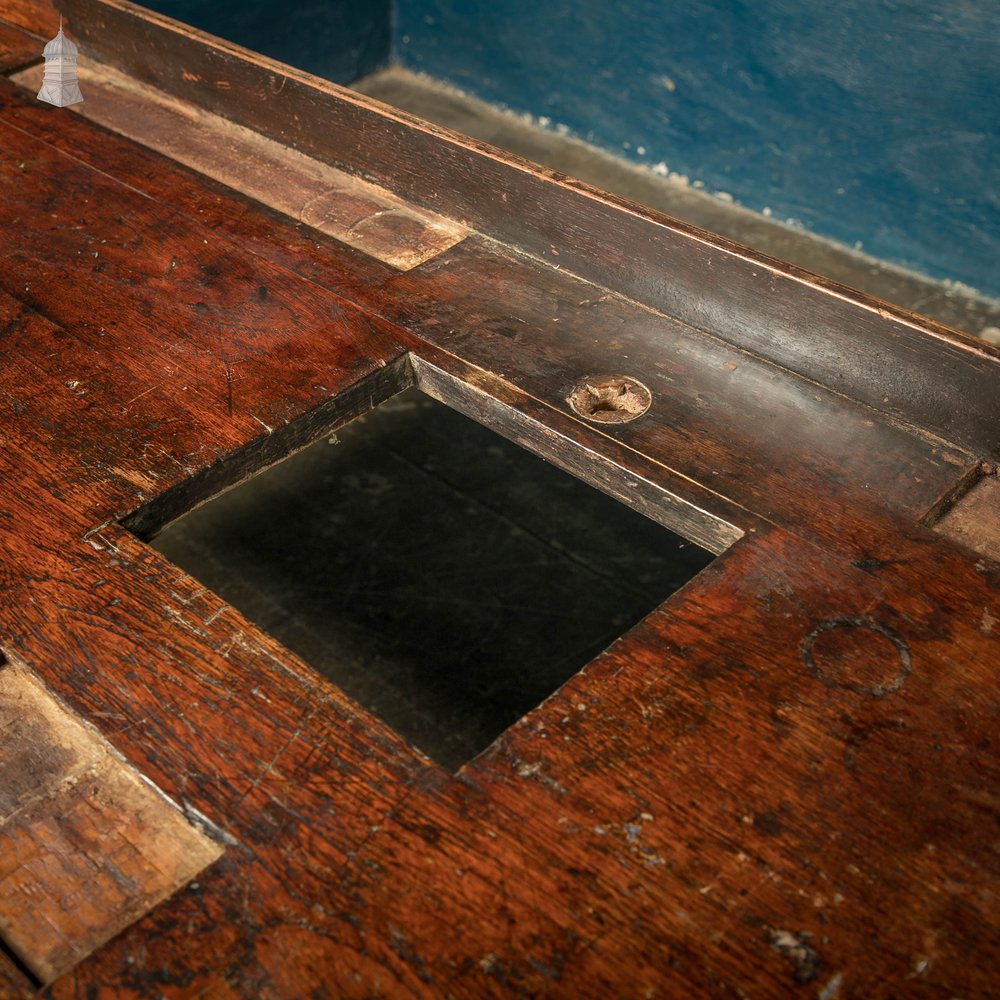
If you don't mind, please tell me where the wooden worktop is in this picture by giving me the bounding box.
[0,3,997,996]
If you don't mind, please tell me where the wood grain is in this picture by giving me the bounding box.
[385,237,973,559]
[0,951,34,998]
[0,18,41,73]
[58,0,1000,458]
[0,663,223,983]
[0,2,996,995]
[932,471,1000,563]
[0,1,57,37]
[13,61,469,270]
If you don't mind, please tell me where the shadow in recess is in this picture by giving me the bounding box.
[151,389,714,770]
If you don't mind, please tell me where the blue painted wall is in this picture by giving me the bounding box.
[397,1,999,298]
[140,0,392,84]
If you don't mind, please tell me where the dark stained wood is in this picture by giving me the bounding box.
[387,238,974,559]
[0,951,34,998]
[0,18,42,73]
[0,0,57,36]
[0,96,413,524]
[0,2,997,996]
[58,0,1000,459]
[0,73,400,299]
[464,525,999,997]
[410,348,749,555]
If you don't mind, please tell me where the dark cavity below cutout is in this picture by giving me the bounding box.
[151,389,714,770]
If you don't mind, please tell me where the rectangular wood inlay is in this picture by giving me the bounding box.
[0,660,224,984]
[12,61,470,270]
[932,471,1000,563]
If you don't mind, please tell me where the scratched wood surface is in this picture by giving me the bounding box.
[12,62,469,270]
[0,663,223,984]
[0,6,998,997]
[59,0,1000,458]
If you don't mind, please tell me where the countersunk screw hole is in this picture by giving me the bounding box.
[568,377,652,424]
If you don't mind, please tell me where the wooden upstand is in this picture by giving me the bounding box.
[1,1,997,995]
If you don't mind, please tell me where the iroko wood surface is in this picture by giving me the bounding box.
[0,6,998,997]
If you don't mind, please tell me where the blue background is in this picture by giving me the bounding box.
[141,0,392,84]
[142,0,999,297]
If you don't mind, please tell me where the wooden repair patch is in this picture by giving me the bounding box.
[12,62,469,270]
[0,662,223,984]
[931,471,1000,563]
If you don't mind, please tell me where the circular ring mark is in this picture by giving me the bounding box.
[801,617,911,698]
[567,376,652,424]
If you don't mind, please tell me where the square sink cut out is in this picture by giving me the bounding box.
[149,389,715,770]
